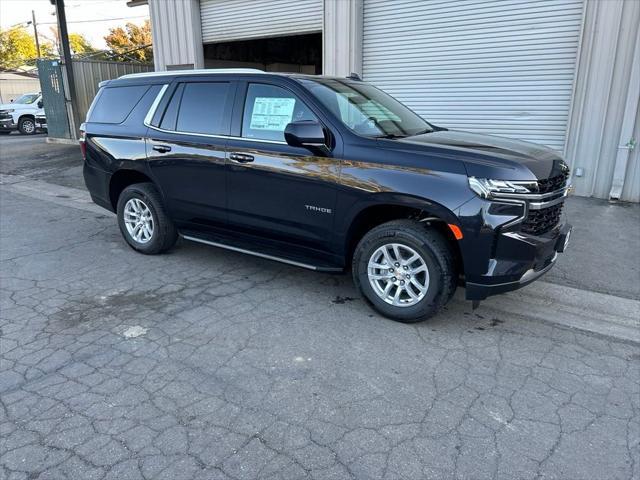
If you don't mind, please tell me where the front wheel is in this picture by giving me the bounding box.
[117,182,178,255]
[352,220,457,323]
[18,117,36,135]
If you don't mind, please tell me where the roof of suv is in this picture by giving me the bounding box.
[111,68,360,85]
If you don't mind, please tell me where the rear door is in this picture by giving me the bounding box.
[146,79,237,230]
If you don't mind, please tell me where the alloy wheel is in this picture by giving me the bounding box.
[123,198,154,244]
[367,243,430,307]
[22,120,35,134]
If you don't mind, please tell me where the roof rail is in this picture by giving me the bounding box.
[119,68,265,80]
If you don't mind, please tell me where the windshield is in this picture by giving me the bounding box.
[12,94,40,105]
[300,78,432,138]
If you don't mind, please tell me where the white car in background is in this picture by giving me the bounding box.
[0,92,45,135]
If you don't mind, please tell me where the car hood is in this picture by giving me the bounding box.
[0,103,33,111]
[396,129,566,180]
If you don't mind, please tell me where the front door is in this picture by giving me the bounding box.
[146,80,236,230]
[225,82,340,251]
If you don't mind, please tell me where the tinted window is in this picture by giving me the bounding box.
[176,82,230,135]
[159,84,184,131]
[89,85,150,124]
[300,78,432,138]
[242,84,318,142]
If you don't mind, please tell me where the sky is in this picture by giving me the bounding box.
[0,0,150,49]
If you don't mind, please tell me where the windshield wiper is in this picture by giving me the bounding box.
[410,128,435,136]
[373,133,408,139]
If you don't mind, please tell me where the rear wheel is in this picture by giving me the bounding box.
[352,220,457,323]
[116,182,177,255]
[18,117,36,135]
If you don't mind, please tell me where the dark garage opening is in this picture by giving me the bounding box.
[203,32,322,74]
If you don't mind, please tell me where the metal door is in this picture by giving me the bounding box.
[362,0,584,152]
[37,59,70,139]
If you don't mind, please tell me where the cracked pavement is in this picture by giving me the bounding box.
[1,138,639,479]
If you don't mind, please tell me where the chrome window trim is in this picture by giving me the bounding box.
[146,123,287,145]
[143,84,169,126]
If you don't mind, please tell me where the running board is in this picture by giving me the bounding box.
[181,234,342,272]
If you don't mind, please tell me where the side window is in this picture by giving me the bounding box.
[159,84,184,131]
[89,85,150,124]
[175,82,230,135]
[241,83,318,142]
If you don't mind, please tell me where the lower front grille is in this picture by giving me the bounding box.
[522,203,563,235]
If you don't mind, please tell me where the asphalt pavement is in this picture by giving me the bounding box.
[1,133,639,479]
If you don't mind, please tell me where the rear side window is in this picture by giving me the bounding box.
[89,85,149,124]
[175,82,230,135]
[159,84,184,131]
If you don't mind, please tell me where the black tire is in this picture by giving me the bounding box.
[116,182,178,255]
[352,220,457,323]
[18,117,36,135]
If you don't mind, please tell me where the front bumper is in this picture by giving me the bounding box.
[456,188,572,301]
[465,222,571,300]
[0,117,16,131]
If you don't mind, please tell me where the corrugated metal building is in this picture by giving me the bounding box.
[139,0,639,201]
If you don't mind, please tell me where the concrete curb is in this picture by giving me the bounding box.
[46,136,79,146]
[0,173,108,215]
[482,281,640,343]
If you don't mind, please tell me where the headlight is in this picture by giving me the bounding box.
[0,109,15,114]
[468,177,535,198]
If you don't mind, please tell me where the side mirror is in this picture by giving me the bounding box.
[284,120,329,154]
[37,100,43,108]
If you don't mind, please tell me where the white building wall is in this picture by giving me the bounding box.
[564,0,640,200]
[148,0,204,71]
[323,0,362,77]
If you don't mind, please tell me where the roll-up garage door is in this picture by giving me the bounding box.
[362,0,584,151]
[200,0,323,44]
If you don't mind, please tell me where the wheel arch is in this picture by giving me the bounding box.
[109,169,155,211]
[343,196,464,275]
[17,114,36,132]
[18,113,35,122]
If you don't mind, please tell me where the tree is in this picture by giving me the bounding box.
[0,27,37,70]
[104,19,152,63]
[69,33,94,56]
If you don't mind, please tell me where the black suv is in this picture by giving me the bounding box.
[82,69,571,323]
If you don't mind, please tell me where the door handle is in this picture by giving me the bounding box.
[152,144,171,153]
[229,152,254,163]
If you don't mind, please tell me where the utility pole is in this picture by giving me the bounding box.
[50,0,80,139]
[31,10,41,58]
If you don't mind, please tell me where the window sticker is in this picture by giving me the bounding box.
[250,97,296,131]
